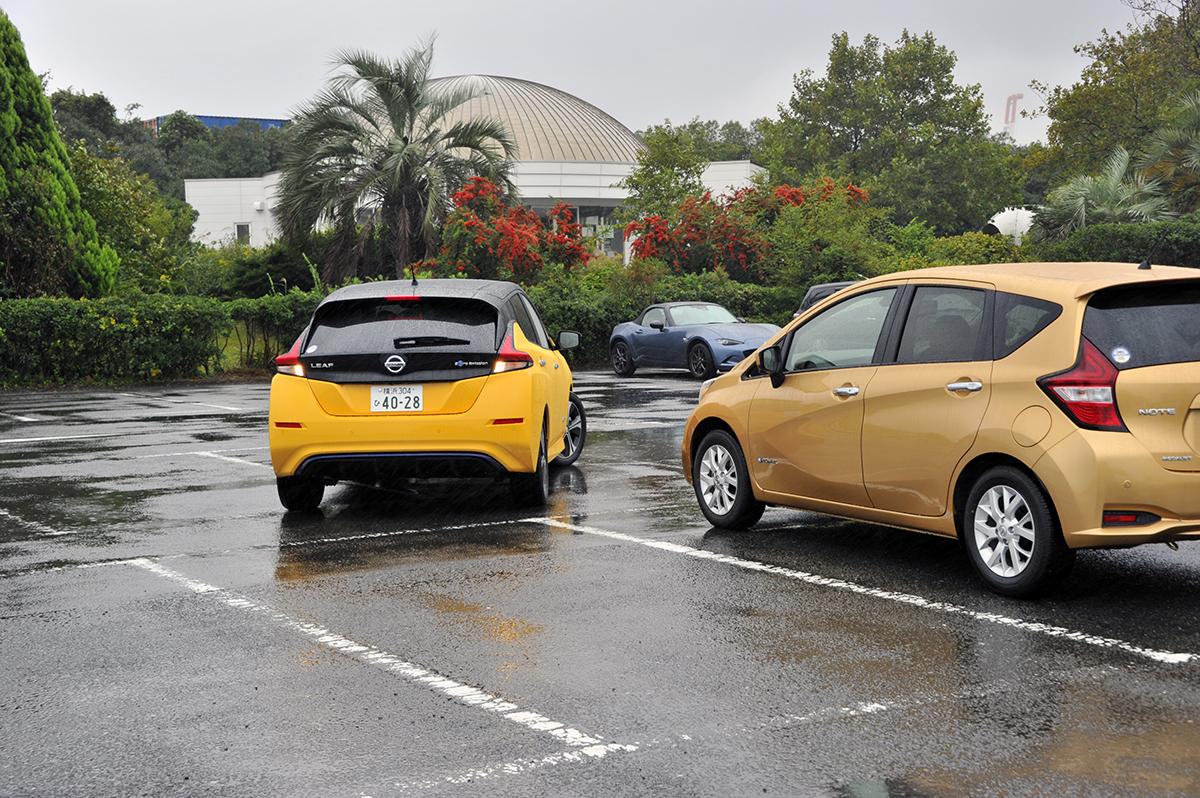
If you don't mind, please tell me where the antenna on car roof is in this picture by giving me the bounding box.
[1138,226,1171,270]
[409,262,419,286]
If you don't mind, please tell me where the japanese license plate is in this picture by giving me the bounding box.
[370,384,423,412]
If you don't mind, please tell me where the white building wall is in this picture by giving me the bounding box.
[184,173,280,247]
[184,161,764,248]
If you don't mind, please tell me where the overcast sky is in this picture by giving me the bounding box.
[7,0,1139,145]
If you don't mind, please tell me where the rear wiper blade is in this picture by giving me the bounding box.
[393,336,471,348]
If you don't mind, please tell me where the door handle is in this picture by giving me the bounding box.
[946,381,983,393]
[832,386,860,397]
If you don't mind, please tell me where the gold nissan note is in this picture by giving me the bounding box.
[683,262,1200,597]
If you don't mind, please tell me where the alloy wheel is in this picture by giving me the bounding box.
[612,343,629,373]
[562,400,583,459]
[973,485,1035,578]
[690,347,708,377]
[698,443,737,515]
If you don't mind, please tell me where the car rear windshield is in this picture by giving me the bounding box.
[305,297,499,355]
[670,304,737,325]
[1083,282,1200,369]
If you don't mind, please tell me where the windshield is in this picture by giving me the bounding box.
[669,304,738,326]
[305,297,498,355]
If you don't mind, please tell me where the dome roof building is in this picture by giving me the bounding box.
[429,75,644,163]
[184,75,762,253]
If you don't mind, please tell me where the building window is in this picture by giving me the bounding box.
[235,223,251,244]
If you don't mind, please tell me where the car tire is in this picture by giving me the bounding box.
[962,466,1075,598]
[511,424,551,507]
[692,429,765,530]
[553,392,587,467]
[611,340,636,376]
[688,343,716,380]
[277,475,324,512]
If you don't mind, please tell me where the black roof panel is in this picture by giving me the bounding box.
[318,279,520,309]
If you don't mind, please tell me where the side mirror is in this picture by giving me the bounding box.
[649,321,665,331]
[758,345,785,388]
[556,330,580,351]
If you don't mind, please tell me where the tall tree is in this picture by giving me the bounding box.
[1139,89,1200,211]
[1031,0,1200,179]
[758,31,1019,233]
[1033,147,1175,239]
[639,118,760,162]
[618,124,706,221]
[0,11,118,297]
[277,42,515,281]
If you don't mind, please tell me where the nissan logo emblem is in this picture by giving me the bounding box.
[384,354,406,374]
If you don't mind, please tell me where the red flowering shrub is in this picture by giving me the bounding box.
[437,179,590,281]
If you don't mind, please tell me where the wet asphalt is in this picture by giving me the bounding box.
[2,372,1200,797]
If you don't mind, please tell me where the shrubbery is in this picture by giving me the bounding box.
[1032,219,1200,267]
[0,290,323,387]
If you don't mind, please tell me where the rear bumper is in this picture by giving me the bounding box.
[268,374,539,478]
[1037,429,1200,548]
[295,452,507,482]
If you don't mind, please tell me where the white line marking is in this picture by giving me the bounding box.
[193,451,273,469]
[193,402,245,412]
[0,508,78,537]
[395,743,633,792]
[118,392,244,412]
[0,411,38,422]
[0,432,120,445]
[128,558,631,752]
[134,446,269,459]
[529,518,1198,666]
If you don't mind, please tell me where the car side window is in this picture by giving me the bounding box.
[896,286,987,364]
[642,307,666,328]
[507,297,540,347]
[517,293,550,348]
[784,288,897,372]
[994,292,1061,359]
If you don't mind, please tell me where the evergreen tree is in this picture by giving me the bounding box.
[0,11,118,297]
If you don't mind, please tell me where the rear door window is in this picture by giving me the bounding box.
[896,286,988,364]
[306,297,498,355]
[994,292,1061,359]
[517,293,550,348]
[1084,282,1200,369]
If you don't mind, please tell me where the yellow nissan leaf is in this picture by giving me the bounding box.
[683,262,1200,597]
[268,279,585,511]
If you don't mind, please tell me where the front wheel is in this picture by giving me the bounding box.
[511,425,551,507]
[688,343,716,379]
[553,392,587,466]
[963,466,1074,598]
[692,429,764,530]
[277,475,323,512]
[611,340,636,376]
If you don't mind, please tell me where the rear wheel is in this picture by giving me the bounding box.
[511,424,551,507]
[277,475,323,512]
[692,430,764,530]
[611,340,636,376]
[553,392,587,466]
[688,343,716,379]
[963,466,1074,598]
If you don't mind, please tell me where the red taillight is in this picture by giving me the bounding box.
[493,329,533,374]
[1038,338,1126,431]
[385,295,421,302]
[1102,510,1160,527]
[275,335,305,377]
[274,421,303,429]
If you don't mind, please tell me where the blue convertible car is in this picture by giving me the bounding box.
[609,302,780,379]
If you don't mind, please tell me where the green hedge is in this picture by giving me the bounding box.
[1034,220,1200,267]
[0,291,324,387]
[0,295,232,386]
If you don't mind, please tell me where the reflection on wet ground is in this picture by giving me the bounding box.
[2,372,1200,795]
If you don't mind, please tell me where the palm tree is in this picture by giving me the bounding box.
[277,42,516,282]
[1033,147,1175,240]
[1138,90,1200,212]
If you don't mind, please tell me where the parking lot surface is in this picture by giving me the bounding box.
[3,372,1200,796]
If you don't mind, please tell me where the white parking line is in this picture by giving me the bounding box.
[117,392,245,412]
[529,518,1198,666]
[0,432,121,445]
[395,743,633,792]
[193,451,273,469]
[0,508,78,537]
[0,411,38,422]
[134,446,269,459]
[129,558,634,754]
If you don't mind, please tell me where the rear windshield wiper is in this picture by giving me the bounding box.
[393,335,471,348]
